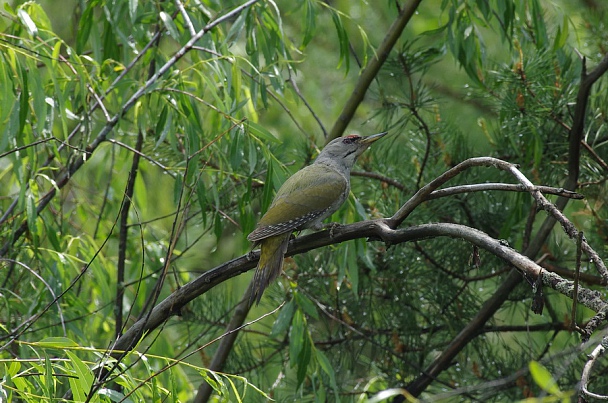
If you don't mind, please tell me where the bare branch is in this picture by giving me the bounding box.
[581,335,608,400]
[427,183,584,200]
[385,157,607,280]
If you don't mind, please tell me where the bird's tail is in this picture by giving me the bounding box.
[251,233,290,305]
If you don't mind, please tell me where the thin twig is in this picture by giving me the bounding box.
[580,335,608,400]
[176,0,196,36]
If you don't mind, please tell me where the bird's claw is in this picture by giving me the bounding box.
[325,222,342,239]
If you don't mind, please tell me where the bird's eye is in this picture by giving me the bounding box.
[342,135,360,144]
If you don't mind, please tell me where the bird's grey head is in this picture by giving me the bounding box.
[315,132,387,170]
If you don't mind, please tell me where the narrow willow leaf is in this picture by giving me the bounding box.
[247,121,278,143]
[225,11,247,48]
[316,350,338,390]
[98,388,130,402]
[230,128,243,171]
[296,333,311,388]
[44,354,55,398]
[76,2,94,53]
[331,10,349,73]
[174,174,183,205]
[261,160,274,213]
[529,361,561,396]
[17,8,38,37]
[128,0,138,22]
[154,106,170,149]
[247,138,258,175]
[530,0,547,48]
[553,15,569,51]
[37,337,79,348]
[270,299,295,338]
[289,310,304,368]
[346,244,359,297]
[160,11,180,41]
[66,351,94,401]
[0,55,13,151]
[295,292,318,320]
[301,0,316,48]
[197,180,208,226]
[17,66,28,139]
[26,192,37,240]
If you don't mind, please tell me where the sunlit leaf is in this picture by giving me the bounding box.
[17,8,38,37]
[160,11,180,41]
[529,361,561,396]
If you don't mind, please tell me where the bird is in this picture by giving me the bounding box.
[247,132,387,304]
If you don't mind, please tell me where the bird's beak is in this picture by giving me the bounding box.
[360,131,388,144]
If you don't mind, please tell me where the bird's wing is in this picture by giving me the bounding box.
[247,165,347,241]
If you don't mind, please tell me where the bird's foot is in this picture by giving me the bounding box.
[247,250,258,261]
[324,222,342,238]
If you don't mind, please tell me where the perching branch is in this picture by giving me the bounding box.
[108,218,607,363]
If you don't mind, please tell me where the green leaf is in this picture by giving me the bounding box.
[154,105,169,149]
[553,15,569,52]
[270,299,295,338]
[128,0,138,22]
[261,159,275,213]
[37,337,79,348]
[17,66,28,139]
[346,245,359,297]
[529,361,561,396]
[197,180,208,226]
[224,11,248,48]
[160,11,180,41]
[330,10,349,73]
[17,8,38,37]
[301,0,316,48]
[98,388,130,402]
[289,310,305,368]
[44,354,55,398]
[316,350,339,399]
[247,138,258,175]
[247,121,279,143]
[296,333,311,388]
[230,128,243,171]
[25,192,37,240]
[76,1,94,53]
[66,351,94,401]
[530,0,548,49]
[295,292,318,320]
[174,173,183,205]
